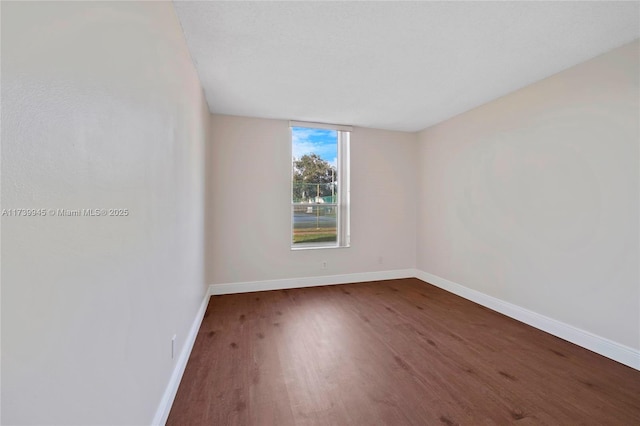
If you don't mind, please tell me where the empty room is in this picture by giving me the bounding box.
[2,1,639,425]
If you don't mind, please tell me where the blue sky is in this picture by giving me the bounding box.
[292,127,337,168]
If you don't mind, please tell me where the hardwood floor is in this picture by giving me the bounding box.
[167,278,640,425]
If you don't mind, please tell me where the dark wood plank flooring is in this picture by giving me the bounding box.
[167,278,640,425]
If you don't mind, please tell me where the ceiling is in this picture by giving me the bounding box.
[173,1,640,132]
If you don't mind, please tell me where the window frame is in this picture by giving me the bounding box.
[290,121,351,250]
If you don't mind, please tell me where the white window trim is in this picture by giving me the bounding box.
[289,121,352,132]
[337,130,350,247]
[290,121,351,250]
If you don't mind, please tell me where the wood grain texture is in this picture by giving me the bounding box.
[167,278,640,425]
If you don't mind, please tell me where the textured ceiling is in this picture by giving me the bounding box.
[173,1,640,132]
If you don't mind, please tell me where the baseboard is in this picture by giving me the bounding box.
[153,268,638,425]
[415,270,640,371]
[152,289,211,426]
[209,269,418,295]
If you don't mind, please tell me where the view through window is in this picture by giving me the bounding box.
[291,123,350,248]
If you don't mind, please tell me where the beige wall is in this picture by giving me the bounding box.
[416,40,640,349]
[2,2,637,423]
[207,114,417,285]
[1,2,209,424]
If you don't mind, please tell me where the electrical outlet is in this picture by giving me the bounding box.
[171,335,176,359]
[378,256,384,265]
[321,260,328,269]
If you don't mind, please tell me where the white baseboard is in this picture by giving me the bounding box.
[152,290,211,426]
[209,269,418,295]
[415,270,640,371]
[153,268,638,425]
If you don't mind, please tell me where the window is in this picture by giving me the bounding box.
[291,121,350,249]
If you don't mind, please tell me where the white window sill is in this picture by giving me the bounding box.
[291,243,350,251]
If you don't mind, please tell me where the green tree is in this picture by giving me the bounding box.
[293,154,337,202]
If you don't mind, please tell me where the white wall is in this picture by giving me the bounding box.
[416,40,640,350]
[208,114,417,285]
[1,2,209,424]
[2,3,636,423]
